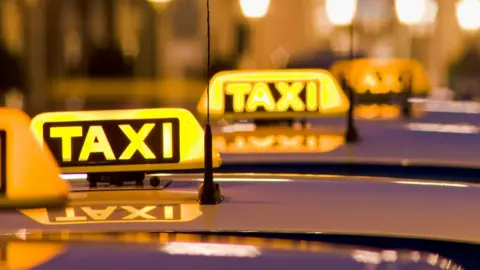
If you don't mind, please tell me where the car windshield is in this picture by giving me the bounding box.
[0,0,480,269]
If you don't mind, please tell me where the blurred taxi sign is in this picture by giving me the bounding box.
[330,58,431,96]
[0,241,66,269]
[0,108,69,209]
[21,203,202,225]
[197,69,349,120]
[214,128,344,153]
[30,108,221,174]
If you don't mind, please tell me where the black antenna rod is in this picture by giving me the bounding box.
[344,19,359,143]
[198,0,222,205]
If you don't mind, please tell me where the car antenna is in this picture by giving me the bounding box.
[198,0,223,205]
[344,19,360,143]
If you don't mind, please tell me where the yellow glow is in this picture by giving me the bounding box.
[30,108,222,174]
[164,206,174,219]
[456,0,480,31]
[119,124,156,160]
[147,0,172,3]
[330,58,431,96]
[197,69,349,120]
[55,207,87,222]
[245,83,276,112]
[213,131,344,153]
[0,108,70,207]
[2,242,66,270]
[395,0,427,25]
[276,82,306,111]
[81,206,116,220]
[50,126,82,162]
[355,105,401,120]
[239,0,270,18]
[20,203,203,225]
[326,0,357,26]
[162,122,173,159]
[78,126,116,161]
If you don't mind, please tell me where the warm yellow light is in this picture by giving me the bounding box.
[213,133,345,153]
[146,0,173,11]
[239,0,270,19]
[421,0,438,25]
[456,0,480,31]
[30,108,222,174]
[146,0,172,3]
[0,108,70,208]
[197,69,350,120]
[326,0,357,26]
[21,204,203,225]
[395,0,426,25]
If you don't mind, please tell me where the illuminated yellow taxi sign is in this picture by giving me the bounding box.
[197,69,349,119]
[214,133,344,153]
[330,58,431,96]
[0,108,69,209]
[20,203,202,225]
[31,108,221,174]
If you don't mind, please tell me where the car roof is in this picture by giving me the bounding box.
[0,236,459,270]
[7,173,480,245]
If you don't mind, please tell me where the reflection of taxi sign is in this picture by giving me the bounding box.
[197,69,349,119]
[30,108,221,174]
[20,203,202,225]
[330,58,431,96]
[214,130,344,153]
[0,108,69,209]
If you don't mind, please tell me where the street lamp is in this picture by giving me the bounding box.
[394,0,436,119]
[395,0,426,25]
[326,0,359,143]
[147,0,173,11]
[456,0,480,31]
[239,0,270,19]
[326,0,356,26]
[237,0,270,69]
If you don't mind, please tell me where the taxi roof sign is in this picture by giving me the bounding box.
[197,69,349,120]
[0,108,70,209]
[30,108,222,174]
[330,58,431,95]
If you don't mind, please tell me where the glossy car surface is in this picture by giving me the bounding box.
[1,173,477,247]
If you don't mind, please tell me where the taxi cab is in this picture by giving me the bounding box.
[0,70,478,269]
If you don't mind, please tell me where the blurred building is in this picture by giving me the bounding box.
[0,0,478,113]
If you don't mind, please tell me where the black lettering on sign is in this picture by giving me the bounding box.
[223,81,320,113]
[43,119,180,167]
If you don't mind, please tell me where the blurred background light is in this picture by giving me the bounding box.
[326,0,357,26]
[146,0,173,3]
[239,0,271,19]
[421,0,438,25]
[395,0,427,25]
[456,0,480,31]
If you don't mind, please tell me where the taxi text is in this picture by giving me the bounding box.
[43,119,180,166]
[47,205,182,223]
[224,82,320,113]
